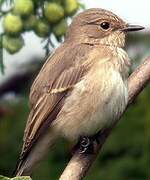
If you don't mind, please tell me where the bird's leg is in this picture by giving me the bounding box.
[79,136,94,154]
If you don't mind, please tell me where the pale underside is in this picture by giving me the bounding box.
[52,55,128,140]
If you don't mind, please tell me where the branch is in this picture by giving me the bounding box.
[59,56,150,180]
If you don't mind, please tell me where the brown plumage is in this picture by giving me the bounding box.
[15,8,144,176]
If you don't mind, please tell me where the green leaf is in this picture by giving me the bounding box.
[0,0,5,7]
[12,176,32,180]
[0,176,32,180]
[0,175,10,180]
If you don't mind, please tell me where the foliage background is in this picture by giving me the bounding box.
[0,0,150,180]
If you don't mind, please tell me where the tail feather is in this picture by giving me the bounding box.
[14,130,57,176]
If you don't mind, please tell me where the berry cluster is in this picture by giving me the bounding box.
[1,0,79,54]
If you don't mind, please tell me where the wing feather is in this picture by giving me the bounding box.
[19,43,93,161]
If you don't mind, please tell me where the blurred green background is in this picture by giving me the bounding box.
[0,0,150,180]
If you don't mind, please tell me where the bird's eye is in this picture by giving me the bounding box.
[100,22,110,30]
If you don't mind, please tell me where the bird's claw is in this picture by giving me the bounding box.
[79,137,93,154]
[80,137,90,147]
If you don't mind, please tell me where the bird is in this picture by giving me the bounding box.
[15,8,144,176]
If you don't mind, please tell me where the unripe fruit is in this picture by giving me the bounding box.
[34,19,50,37]
[44,2,64,23]
[64,0,78,15]
[3,35,24,54]
[23,15,37,30]
[13,0,34,17]
[3,14,23,35]
[53,19,67,37]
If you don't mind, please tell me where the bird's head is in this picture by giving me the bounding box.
[66,8,144,47]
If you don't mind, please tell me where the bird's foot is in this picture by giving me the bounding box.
[72,132,102,155]
[79,136,94,154]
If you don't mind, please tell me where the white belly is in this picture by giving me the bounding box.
[52,68,128,141]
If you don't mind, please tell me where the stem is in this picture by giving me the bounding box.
[0,33,5,74]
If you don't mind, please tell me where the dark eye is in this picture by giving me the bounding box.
[100,22,110,30]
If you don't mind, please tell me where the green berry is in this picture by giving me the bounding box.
[3,35,24,54]
[44,2,64,23]
[23,15,37,30]
[3,14,23,35]
[13,0,34,17]
[53,19,67,37]
[64,0,78,15]
[34,19,50,37]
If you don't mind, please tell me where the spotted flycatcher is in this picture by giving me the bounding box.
[15,8,144,176]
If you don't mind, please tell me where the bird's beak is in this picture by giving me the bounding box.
[121,24,145,32]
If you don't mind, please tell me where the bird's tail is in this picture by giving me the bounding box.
[14,130,57,176]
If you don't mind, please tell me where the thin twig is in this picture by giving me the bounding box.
[59,56,150,180]
[0,33,5,74]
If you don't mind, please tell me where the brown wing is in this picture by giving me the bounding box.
[20,42,93,160]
